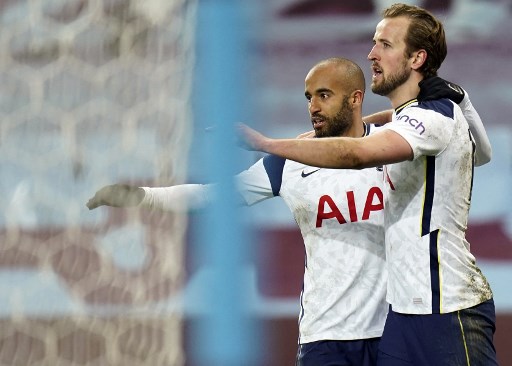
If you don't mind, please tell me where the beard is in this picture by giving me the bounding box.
[371,59,411,96]
[314,96,353,138]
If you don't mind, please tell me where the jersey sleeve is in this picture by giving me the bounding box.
[384,102,454,160]
[140,184,214,212]
[139,155,284,210]
[459,90,492,166]
[235,155,284,206]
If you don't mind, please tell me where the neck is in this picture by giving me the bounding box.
[342,118,366,138]
[388,74,423,109]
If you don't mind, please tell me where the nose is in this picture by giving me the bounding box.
[368,45,378,61]
[309,97,321,114]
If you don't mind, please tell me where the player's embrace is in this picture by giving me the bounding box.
[236,3,497,366]
[88,49,492,364]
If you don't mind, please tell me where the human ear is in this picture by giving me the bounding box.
[411,49,427,70]
[351,90,364,106]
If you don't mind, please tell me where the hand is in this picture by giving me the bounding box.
[86,184,145,210]
[235,123,269,151]
[417,76,465,104]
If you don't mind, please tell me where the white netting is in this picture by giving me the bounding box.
[0,0,196,364]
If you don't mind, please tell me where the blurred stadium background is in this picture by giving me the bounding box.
[0,0,511,365]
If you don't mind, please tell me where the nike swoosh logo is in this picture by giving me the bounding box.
[301,169,320,178]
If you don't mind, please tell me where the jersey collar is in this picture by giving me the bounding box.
[362,121,370,137]
[395,98,418,115]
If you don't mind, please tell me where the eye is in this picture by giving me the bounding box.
[320,93,329,99]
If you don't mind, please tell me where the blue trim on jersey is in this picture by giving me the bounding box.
[298,247,307,343]
[468,130,476,203]
[364,121,371,136]
[365,121,381,136]
[298,282,305,343]
[421,156,435,236]
[417,99,454,120]
[429,229,441,313]
[262,154,286,196]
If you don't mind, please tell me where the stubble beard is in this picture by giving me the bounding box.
[314,96,353,138]
[371,60,411,97]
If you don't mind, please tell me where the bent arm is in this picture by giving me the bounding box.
[460,91,492,166]
[363,109,393,125]
[86,183,213,212]
[247,127,412,169]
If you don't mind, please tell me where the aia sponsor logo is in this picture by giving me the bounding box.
[316,186,384,227]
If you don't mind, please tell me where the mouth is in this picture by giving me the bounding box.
[311,116,325,130]
[371,64,383,80]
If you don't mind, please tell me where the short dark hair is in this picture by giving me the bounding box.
[383,3,447,78]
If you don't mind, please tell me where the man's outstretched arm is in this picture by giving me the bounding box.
[237,124,413,169]
[86,183,212,212]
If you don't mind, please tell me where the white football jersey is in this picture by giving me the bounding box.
[237,124,388,344]
[382,98,493,314]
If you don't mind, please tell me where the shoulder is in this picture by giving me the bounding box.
[413,99,456,120]
[262,154,287,169]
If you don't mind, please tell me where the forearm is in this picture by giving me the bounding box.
[140,184,214,212]
[240,124,412,169]
[363,109,393,125]
[262,137,364,169]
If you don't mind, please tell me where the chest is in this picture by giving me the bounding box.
[280,163,384,227]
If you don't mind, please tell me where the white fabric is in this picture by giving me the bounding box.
[459,89,492,166]
[141,126,389,343]
[237,124,388,344]
[140,184,213,212]
[382,99,493,314]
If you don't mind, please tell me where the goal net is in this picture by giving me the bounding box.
[0,0,196,365]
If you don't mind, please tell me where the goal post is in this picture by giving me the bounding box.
[190,0,260,364]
